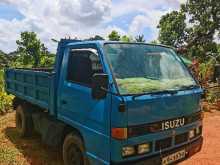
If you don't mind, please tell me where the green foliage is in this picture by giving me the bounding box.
[40,53,55,67]
[158,0,220,64]
[188,42,218,60]
[107,31,146,43]
[0,147,18,165]
[206,88,220,103]
[16,31,55,68]
[0,50,18,68]
[120,35,132,42]
[198,60,214,83]
[0,51,8,68]
[39,44,55,67]
[135,35,145,43]
[218,44,220,54]
[108,30,121,41]
[158,11,186,48]
[0,70,13,115]
[16,31,42,67]
[108,31,145,43]
[0,31,56,114]
[86,35,105,41]
[181,0,220,46]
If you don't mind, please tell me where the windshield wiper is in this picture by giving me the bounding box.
[132,90,178,100]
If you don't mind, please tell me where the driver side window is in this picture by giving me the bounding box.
[66,49,103,87]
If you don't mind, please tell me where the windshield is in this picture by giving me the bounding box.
[104,43,197,95]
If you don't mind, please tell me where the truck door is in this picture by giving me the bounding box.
[57,45,111,164]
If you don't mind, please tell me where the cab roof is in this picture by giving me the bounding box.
[60,39,175,50]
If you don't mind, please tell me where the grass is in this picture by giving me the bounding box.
[0,147,19,165]
[0,113,21,165]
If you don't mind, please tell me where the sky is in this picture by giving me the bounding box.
[0,0,186,53]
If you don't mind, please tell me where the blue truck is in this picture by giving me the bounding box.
[5,39,203,165]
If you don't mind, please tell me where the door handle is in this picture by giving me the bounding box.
[61,100,67,105]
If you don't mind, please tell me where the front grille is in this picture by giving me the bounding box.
[155,137,172,151]
[128,111,202,137]
[175,132,188,145]
[154,125,202,152]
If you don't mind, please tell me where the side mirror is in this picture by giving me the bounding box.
[92,73,109,100]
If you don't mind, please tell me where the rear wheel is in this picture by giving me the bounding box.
[63,133,88,165]
[15,104,33,137]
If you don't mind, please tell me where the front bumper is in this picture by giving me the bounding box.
[113,136,203,165]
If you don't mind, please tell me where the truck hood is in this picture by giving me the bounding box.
[125,89,202,126]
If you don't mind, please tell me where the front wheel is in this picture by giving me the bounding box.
[63,133,88,165]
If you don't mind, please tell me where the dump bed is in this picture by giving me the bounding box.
[5,68,55,112]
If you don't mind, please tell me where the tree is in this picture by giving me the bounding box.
[121,35,132,42]
[157,11,186,48]
[180,0,220,58]
[157,0,220,61]
[181,0,220,47]
[86,35,105,41]
[16,31,54,67]
[135,35,145,42]
[40,44,55,67]
[16,32,42,67]
[0,50,8,68]
[108,30,121,41]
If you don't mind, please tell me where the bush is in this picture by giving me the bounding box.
[199,60,214,85]
[0,70,13,115]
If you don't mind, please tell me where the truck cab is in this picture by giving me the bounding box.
[5,40,203,165]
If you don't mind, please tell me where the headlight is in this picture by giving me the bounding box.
[137,143,151,154]
[122,146,135,157]
[196,127,200,135]
[189,129,195,139]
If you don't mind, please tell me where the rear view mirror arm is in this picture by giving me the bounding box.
[100,87,125,103]
[100,87,120,96]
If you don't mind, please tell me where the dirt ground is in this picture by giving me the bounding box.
[180,111,220,165]
[0,112,63,165]
[0,111,220,165]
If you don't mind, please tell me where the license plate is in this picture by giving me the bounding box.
[162,149,186,165]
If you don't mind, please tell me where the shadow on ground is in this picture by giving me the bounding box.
[4,127,63,165]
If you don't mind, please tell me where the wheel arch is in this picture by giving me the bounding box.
[12,97,24,110]
[62,124,85,147]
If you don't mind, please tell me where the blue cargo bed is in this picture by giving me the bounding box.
[5,68,54,110]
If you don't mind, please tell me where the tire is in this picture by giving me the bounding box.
[63,133,88,165]
[15,104,33,137]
